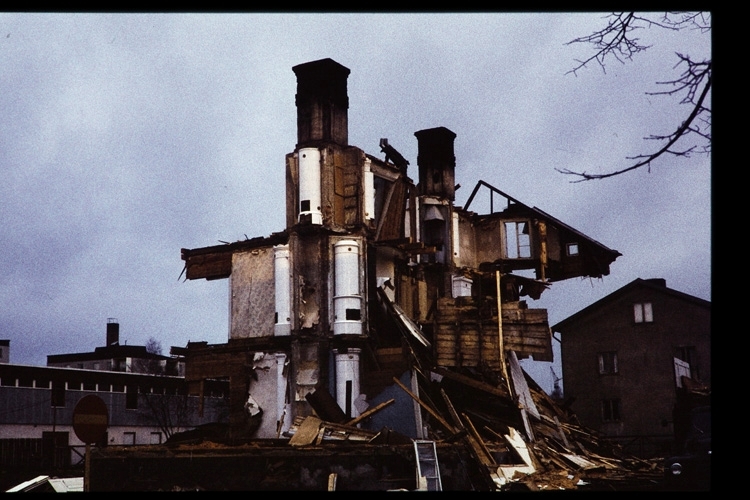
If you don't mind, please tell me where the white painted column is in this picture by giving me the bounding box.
[333,348,361,418]
[275,353,292,436]
[273,244,291,336]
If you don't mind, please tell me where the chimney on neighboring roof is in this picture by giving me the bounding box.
[0,339,9,364]
[292,58,351,148]
[646,278,667,287]
[415,126,457,201]
[106,318,119,346]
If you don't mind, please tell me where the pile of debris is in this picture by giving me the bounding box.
[283,344,663,491]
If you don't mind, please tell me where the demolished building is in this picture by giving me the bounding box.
[91,58,669,491]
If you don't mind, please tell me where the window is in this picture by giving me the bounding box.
[602,399,621,422]
[126,386,138,409]
[504,221,532,259]
[123,432,136,445]
[566,243,579,256]
[633,302,653,323]
[51,380,66,407]
[150,432,162,445]
[598,351,619,375]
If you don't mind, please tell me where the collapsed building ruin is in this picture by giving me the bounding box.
[107,58,658,491]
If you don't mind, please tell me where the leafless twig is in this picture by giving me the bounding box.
[559,12,711,181]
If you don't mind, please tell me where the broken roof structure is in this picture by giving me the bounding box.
[131,58,656,491]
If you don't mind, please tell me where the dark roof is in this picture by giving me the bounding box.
[463,180,622,257]
[0,362,185,384]
[47,345,171,364]
[551,278,711,332]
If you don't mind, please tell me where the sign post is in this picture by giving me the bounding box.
[72,395,109,492]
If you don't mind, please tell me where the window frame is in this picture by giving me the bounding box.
[633,302,653,323]
[597,351,619,375]
[601,399,621,422]
[503,220,533,259]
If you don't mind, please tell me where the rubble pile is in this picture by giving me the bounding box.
[283,338,663,491]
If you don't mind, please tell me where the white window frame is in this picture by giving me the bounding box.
[503,220,532,259]
[633,302,653,323]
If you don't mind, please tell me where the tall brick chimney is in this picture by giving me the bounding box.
[106,318,119,346]
[292,58,351,148]
[415,126,457,201]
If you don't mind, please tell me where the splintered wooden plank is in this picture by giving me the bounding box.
[392,377,456,434]
[184,253,232,280]
[288,416,323,447]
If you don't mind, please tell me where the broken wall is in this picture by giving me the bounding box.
[230,249,275,339]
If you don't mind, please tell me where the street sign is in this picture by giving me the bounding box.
[72,395,109,444]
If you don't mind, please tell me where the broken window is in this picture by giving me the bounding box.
[598,351,618,375]
[601,399,621,422]
[504,221,532,259]
[633,302,653,323]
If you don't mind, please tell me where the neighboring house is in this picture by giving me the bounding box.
[552,278,710,458]
[47,319,185,377]
[179,58,622,441]
[0,339,228,483]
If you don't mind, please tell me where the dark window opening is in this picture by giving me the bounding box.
[602,399,621,422]
[300,200,311,212]
[345,309,361,321]
[51,380,66,407]
[18,377,34,388]
[345,380,353,418]
[598,351,619,375]
[126,386,138,409]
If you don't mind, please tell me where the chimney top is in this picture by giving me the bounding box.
[293,58,351,148]
[292,58,350,78]
[106,319,120,346]
[415,126,457,201]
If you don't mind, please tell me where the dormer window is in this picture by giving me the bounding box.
[504,220,531,259]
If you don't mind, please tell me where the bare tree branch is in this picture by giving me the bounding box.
[559,12,711,181]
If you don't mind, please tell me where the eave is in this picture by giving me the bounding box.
[180,230,289,281]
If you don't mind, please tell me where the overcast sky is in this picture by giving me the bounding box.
[1,13,711,394]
